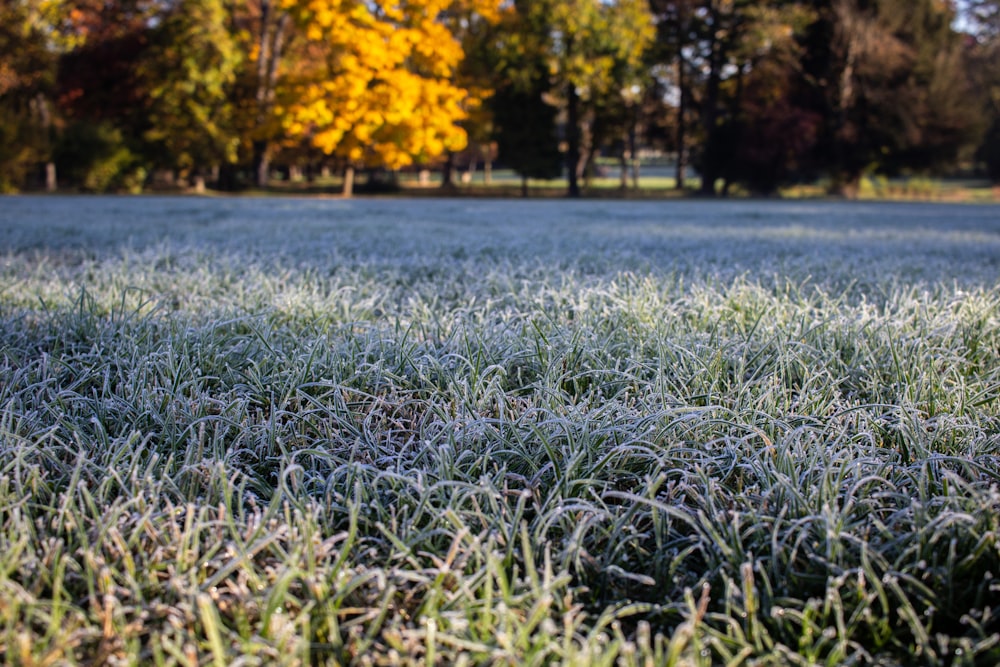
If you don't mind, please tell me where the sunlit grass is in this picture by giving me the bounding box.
[1,196,999,664]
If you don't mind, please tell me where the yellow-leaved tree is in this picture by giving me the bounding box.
[276,0,499,195]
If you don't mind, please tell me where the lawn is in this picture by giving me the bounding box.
[1,196,999,665]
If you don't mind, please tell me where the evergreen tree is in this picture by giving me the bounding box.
[492,84,563,196]
[489,0,563,195]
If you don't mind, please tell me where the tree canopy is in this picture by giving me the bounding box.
[0,0,995,195]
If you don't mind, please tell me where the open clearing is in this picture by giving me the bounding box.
[1,196,999,665]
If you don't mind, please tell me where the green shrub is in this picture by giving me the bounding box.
[54,121,146,192]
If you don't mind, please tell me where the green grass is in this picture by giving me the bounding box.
[257,166,998,203]
[1,197,999,665]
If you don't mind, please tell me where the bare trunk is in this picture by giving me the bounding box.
[521,175,529,198]
[343,165,355,197]
[674,10,689,191]
[676,60,687,190]
[628,119,640,190]
[253,141,270,188]
[441,152,455,189]
[31,93,56,192]
[253,3,289,189]
[699,17,722,197]
[484,155,492,185]
[567,82,581,198]
[45,162,57,192]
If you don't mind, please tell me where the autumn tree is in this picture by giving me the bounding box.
[0,0,63,191]
[654,1,812,195]
[54,0,160,191]
[716,3,819,194]
[275,0,500,196]
[231,1,292,188]
[579,0,654,189]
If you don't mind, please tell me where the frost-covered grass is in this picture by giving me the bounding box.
[1,195,999,665]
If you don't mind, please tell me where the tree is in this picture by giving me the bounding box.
[437,0,502,188]
[966,0,1000,181]
[139,0,242,190]
[489,0,563,195]
[239,1,292,188]
[55,1,158,126]
[649,1,813,195]
[0,0,63,191]
[54,0,160,191]
[648,0,700,189]
[724,56,822,194]
[802,0,980,196]
[492,85,563,196]
[546,0,653,197]
[276,0,500,196]
[715,3,819,194]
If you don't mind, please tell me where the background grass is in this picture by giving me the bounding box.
[1,196,999,665]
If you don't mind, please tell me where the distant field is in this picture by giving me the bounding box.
[262,167,999,202]
[1,196,999,665]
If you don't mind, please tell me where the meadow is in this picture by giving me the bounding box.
[1,195,999,665]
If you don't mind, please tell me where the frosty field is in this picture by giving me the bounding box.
[1,195,999,665]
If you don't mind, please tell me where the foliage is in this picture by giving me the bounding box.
[53,121,145,192]
[0,0,61,190]
[139,0,242,174]
[277,0,500,172]
[0,0,992,192]
[800,0,980,195]
[548,0,654,195]
[489,0,564,189]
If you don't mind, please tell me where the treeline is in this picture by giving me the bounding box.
[1,0,998,197]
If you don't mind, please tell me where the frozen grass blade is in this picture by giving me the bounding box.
[1,198,999,663]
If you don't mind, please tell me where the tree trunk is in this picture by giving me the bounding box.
[698,7,723,196]
[441,152,455,189]
[567,82,581,198]
[628,117,640,190]
[484,154,492,185]
[675,77,687,188]
[675,23,688,190]
[253,3,289,189]
[343,165,355,197]
[45,162,57,192]
[521,175,529,198]
[253,141,270,189]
